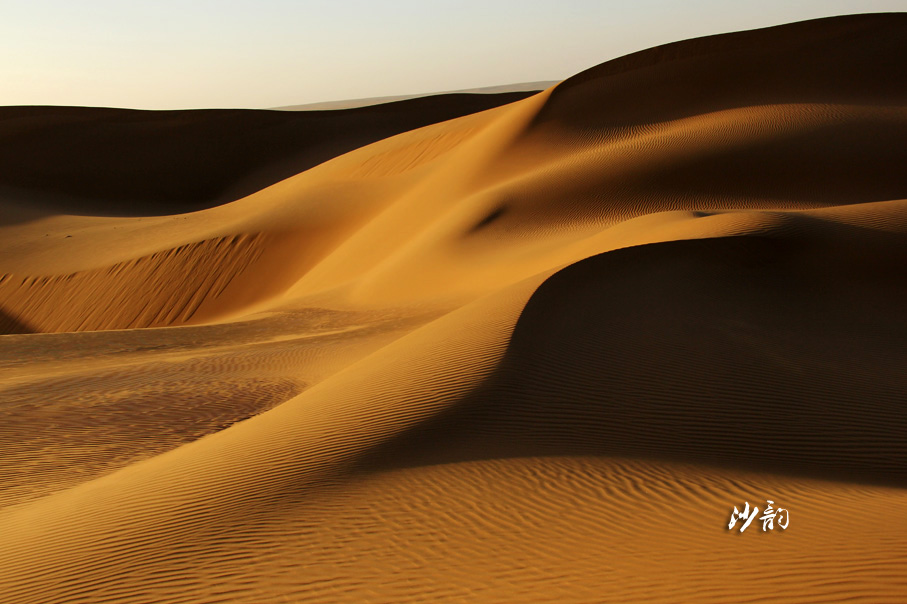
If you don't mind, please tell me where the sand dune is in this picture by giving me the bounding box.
[0,91,536,216]
[273,80,559,111]
[1,12,906,603]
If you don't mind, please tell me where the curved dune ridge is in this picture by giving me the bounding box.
[1,12,906,603]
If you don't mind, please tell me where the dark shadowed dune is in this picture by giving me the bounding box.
[531,13,907,133]
[364,226,907,487]
[0,91,538,215]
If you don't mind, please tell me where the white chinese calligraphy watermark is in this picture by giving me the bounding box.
[728,500,789,532]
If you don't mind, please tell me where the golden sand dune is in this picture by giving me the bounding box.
[1,12,906,603]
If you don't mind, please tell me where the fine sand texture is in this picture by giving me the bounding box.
[1,12,907,603]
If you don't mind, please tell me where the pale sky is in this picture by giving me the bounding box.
[1,0,904,109]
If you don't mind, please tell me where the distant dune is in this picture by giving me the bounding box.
[0,91,537,216]
[1,13,906,603]
[272,80,560,111]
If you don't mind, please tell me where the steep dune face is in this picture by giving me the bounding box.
[0,234,270,332]
[371,210,907,484]
[1,13,907,604]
